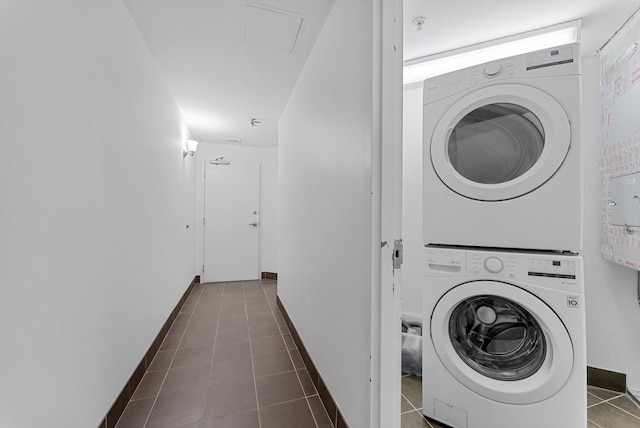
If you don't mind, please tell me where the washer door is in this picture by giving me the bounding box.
[430,84,571,201]
[431,281,573,404]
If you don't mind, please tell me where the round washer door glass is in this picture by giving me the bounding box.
[448,103,545,185]
[449,295,546,381]
[430,281,574,404]
[430,84,571,201]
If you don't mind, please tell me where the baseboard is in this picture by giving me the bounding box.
[587,366,627,393]
[276,297,348,428]
[261,271,278,280]
[98,275,200,428]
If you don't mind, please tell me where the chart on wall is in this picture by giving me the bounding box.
[600,8,640,269]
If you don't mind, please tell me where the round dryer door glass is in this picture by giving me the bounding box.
[429,84,571,201]
[448,294,546,381]
[447,103,545,185]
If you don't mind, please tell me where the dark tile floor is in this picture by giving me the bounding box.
[401,374,640,428]
[115,280,333,428]
[116,280,640,428]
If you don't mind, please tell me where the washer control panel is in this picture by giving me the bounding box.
[424,247,583,292]
[468,253,518,278]
[528,259,576,279]
[466,250,578,281]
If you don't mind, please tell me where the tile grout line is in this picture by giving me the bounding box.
[401,392,435,428]
[258,395,320,410]
[587,392,625,408]
[401,392,419,412]
[586,391,606,408]
[261,280,324,428]
[245,280,263,428]
[587,418,605,428]
[139,285,205,428]
[607,400,640,421]
[400,379,433,428]
[204,281,226,421]
[584,390,640,427]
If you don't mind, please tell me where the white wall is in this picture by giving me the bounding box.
[400,57,640,391]
[582,56,640,390]
[278,0,372,426]
[0,2,196,427]
[194,143,278,274]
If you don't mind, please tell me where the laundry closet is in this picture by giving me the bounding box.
[400,3,640,428]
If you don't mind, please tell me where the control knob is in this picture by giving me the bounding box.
[483,63,502,78]
[484,256,504,274]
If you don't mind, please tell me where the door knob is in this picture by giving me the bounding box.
[248,222,258,227]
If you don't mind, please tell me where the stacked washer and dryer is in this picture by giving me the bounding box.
[421,44,587,428]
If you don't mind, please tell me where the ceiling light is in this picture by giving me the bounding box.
[404,20,580,85]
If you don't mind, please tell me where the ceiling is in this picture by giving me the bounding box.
[124,0,335,147]
[404,0,640,61]
[124,0,640,148]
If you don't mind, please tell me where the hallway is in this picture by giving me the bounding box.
[114,280,332,428]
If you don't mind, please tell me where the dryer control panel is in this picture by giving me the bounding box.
[423,43,580,105]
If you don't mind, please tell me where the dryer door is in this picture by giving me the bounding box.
[431,281,573,404]
[430,84,571,201]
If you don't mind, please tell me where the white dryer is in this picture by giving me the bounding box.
[422,246,586,428]
[423,44,582,252]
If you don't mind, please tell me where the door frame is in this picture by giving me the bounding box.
[198,156,263,281]
[371,0,403,426]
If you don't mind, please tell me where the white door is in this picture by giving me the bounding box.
[203,159,261,282]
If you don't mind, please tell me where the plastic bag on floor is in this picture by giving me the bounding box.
[401,320,422,376]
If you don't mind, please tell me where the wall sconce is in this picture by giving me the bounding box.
[183,139,199,157]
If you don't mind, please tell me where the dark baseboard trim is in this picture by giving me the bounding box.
[98,275,200,428]
[587,366,627,393]
[261,271,278,280]
[276,296,348,428]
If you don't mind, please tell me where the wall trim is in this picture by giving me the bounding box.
[261,271,278,280]
[587,366,627,393]
[98,275,200,428]
[276,296,348,428]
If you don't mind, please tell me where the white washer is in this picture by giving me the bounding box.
[423,44,583,252]
[422,246,586,428]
